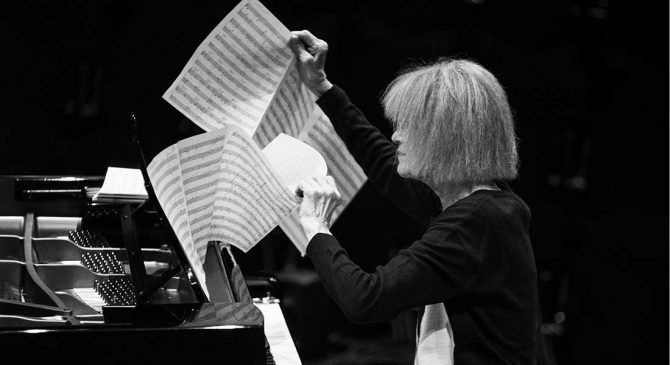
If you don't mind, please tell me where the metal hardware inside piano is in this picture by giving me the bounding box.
[0,175,284,364]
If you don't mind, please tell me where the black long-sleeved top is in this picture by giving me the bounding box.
[306,85,539,364]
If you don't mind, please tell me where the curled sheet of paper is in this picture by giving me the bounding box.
[163,0,295,136]
[163,0,367,256]
[147,125,297,299]
[278,110,367,255]
[261,133,327,194]
[93,167,148,203]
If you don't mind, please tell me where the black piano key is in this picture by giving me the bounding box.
[265,346,276,365]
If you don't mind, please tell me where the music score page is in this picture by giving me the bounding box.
[163,0,367,256]
[147,125,299,299]
[163,0,293,136]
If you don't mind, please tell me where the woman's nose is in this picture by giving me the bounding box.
[391,130,403,145]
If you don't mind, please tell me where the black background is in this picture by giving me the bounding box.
[0,1,667,363]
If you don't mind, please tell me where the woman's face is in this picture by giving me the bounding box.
[391,128,416,178]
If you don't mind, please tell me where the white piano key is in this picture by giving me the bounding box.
[254,301,302,365]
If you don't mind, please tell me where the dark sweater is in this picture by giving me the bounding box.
[306,85,539,364]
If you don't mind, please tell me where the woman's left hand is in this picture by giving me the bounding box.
[297,175,342,242]
[289,30,333,97]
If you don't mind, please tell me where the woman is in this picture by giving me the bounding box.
[291,30,538,364]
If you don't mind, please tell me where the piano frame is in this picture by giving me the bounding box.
[0,175,271,363]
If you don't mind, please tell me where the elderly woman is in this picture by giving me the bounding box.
[290,30,538,364]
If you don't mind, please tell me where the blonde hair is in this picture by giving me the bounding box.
[382,58,518,186]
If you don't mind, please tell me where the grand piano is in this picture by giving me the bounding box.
[0,172,300,364]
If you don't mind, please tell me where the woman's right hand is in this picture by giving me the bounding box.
[289,30,333,97]
[296,175,341,242]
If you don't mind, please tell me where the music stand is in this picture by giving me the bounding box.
[123,111,208,305]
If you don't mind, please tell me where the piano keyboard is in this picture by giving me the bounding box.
[265,346,277,365]
[255,302,302,365]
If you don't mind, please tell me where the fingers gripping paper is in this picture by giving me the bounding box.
[261,133,327,194]
[163,0,367,255]
[147,125,297,298]
[279,110,367,255]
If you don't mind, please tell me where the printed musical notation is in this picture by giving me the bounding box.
[147,125,300,298]
[163,0,293,136]
[92,167,148,203]
[163,0,367,256]
[279,110,367,254]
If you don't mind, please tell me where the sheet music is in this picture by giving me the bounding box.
[93,167,148,202]
[177,132,227,258]
[261,133,327,194]
[253,68,316,147]
[147,143,206,297]
[163,0,367,256]
[209,128,297,252]
[163,0,294,136]
[300,110,367,212]
[147,125,298,299]
[279,110,368,255]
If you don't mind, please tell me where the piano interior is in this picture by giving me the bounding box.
[0,176,282,364]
